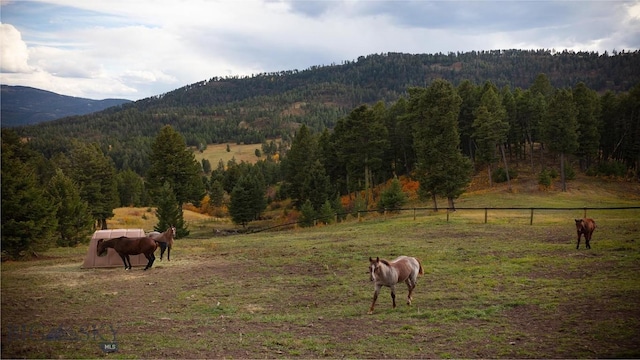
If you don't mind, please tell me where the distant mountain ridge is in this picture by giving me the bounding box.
[0,85,132,127]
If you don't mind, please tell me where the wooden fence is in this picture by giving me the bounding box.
[253,206,640,233]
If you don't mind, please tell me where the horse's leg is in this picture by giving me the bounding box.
[586,231,591,249]
[159,243,166,261]
[125,255,132,270]
[167,245,171,262]
[390,284,397,309]
[405,278,416,305]
[144,252,155,270]
[119,254,128,270]
[576,232,581,249]
[368,284,382,315]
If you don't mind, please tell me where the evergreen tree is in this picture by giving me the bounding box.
[147,125,205,206]
[228,172,266,227]
[598,91,621,162]
[384,97,415,177]
[318,128,344,196]
[283,125,318,207]
[318,200,335,225]
[202,158,212,174]
[222,157,241,194]
[408,80,471,210]
[472,85,510,189]
[543,89,579,191]
[501,86,519,162]
[303,160,331,211]
[573,82,601,170]
[377,177,408,213]
[299,199,316,227]
[116,169,145,207]
[457,80,480,160]
[1,129,58,259]
[66,141,119,229]
[154,181,188,237]
[209,180,225,207]
[334,103,389,206]
[516,89,547,170]
[47,168,94,247]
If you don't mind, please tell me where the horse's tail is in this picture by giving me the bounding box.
[417,258,424,275]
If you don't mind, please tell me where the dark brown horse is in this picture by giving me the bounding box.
[148,226,176,261]
[368,256,424,314]
[96,236,157,270]
[575,218,596,249]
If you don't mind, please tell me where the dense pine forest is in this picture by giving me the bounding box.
[3,49,640,259]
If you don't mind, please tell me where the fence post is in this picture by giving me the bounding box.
[446,208,450,222]
[530,208,534,225]
[484,208,488,224]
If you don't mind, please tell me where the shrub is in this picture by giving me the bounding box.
[377,178,408,213]
[586,161,627,177]
[299,200,316,227]
[318,200,335,225]
[538,169,552,190]
[564,165,576,180]
[491,167,518,183]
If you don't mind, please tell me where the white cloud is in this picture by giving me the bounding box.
[0,23,33,73]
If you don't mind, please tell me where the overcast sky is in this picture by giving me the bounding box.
[1,0,639,101]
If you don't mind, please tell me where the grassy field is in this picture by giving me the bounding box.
[3,176,640,358]
[192,142,265,167]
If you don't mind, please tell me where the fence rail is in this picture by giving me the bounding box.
[246,206,640,234]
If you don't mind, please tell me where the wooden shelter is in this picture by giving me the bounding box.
[81,229,148,268]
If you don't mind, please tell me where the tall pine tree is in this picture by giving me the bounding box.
[543,89,579,191]
[1,129,58,259]
[48,168,94,247]
[409,80,472,210]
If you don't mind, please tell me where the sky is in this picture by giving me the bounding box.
[1,0,639,101]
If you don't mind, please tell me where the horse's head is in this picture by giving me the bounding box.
[369,257,380,281]
[575,218,587,231]
[96,239,108,257]
[170,226,176,238]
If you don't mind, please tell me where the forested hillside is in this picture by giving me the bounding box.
[14,49,640,175]
[4,48,640,259]
[1,85,131,127]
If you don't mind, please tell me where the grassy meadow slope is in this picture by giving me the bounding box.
[192,142,265,168]
[2,175,639,358]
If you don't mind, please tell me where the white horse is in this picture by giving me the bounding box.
[368,256,424,314]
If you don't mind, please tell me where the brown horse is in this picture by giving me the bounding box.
[368,256,424,314]
[96,236,157,270]
[575,218,596,249]
[148,226,176,261]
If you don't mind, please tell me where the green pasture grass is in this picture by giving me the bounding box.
[192,142,264,167]
[2,192,640,358]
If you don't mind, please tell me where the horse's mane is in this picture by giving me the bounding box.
[379,259,391,266]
